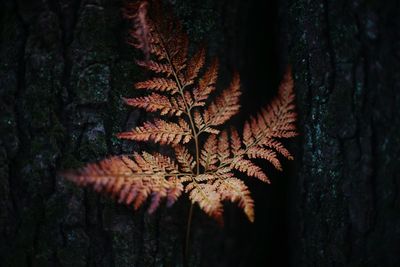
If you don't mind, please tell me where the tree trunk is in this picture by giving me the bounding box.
[282,0,400,266]
[1,0,399,266]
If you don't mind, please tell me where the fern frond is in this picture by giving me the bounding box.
[215,67,296,185]
[214,167,235,178]
[64,1,298,225]
[246,68,297,142]
[123,93,184,116]
[136,60,174,76]
[246,147,282,171]
[166,177,184,207]
[184,91,194,107]
[195,174,215,182]
[230,128,243,155]
[62,154,186,213]
[200,134,218,171]
[203,73,241,127]
[192,58,219,106]
[261,139,293,160]
[188,183,222,222]
[215,177,255,222]
[135,78,179,94]
[117,119,191,145]
[243,121,255,146]
[194,110,204,129]
[185,47,206,86]
[193,111,219,134]
[231,157,269,183]
[174,145,195,173]
[170,33,189,74]
[195,169,234,183]
[141,152,179,172]
[204,127,220,134]
[217,130,230,164]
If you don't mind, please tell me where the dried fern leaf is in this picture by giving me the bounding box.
[188,183,223,222]
[230,128,243,155]
[231,157,269,183]
[243,121,255,147]
[174,145,195,173]
[193,58,219,107]
[215,177,255,222]
[135,78,179,94]
[200,134,218,171]
[136,60,174,76]
[123,93,184,116]
[141,152,179,172]
[184,91,194,107]
[170,33,189,73]
[117,119,192,145]
[185,46,206,86]
[203,127,220,134]
[246,147,282,171]
[217,130,230,163]
[203,73,241,127]
[196,174,219,182]
[62,154,185,213]
[215,67,296,186]
[244,68,297,146]
[194,110,204,129]
[65,0,298,224]
[166,177,184,207]
[262,139,293,160]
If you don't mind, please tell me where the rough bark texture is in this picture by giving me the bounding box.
[1,0,399,266]
[283,0,400,266]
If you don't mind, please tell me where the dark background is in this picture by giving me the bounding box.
[1,0,399,266]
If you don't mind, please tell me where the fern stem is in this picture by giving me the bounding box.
[184,202,194,267]
[153,23,201,265]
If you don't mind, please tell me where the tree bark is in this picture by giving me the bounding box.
[282,0,400,266]
[1,0,399,266]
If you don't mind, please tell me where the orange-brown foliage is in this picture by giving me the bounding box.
[62,0,297,223]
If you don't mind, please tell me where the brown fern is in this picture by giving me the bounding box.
[61,0,297,226]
